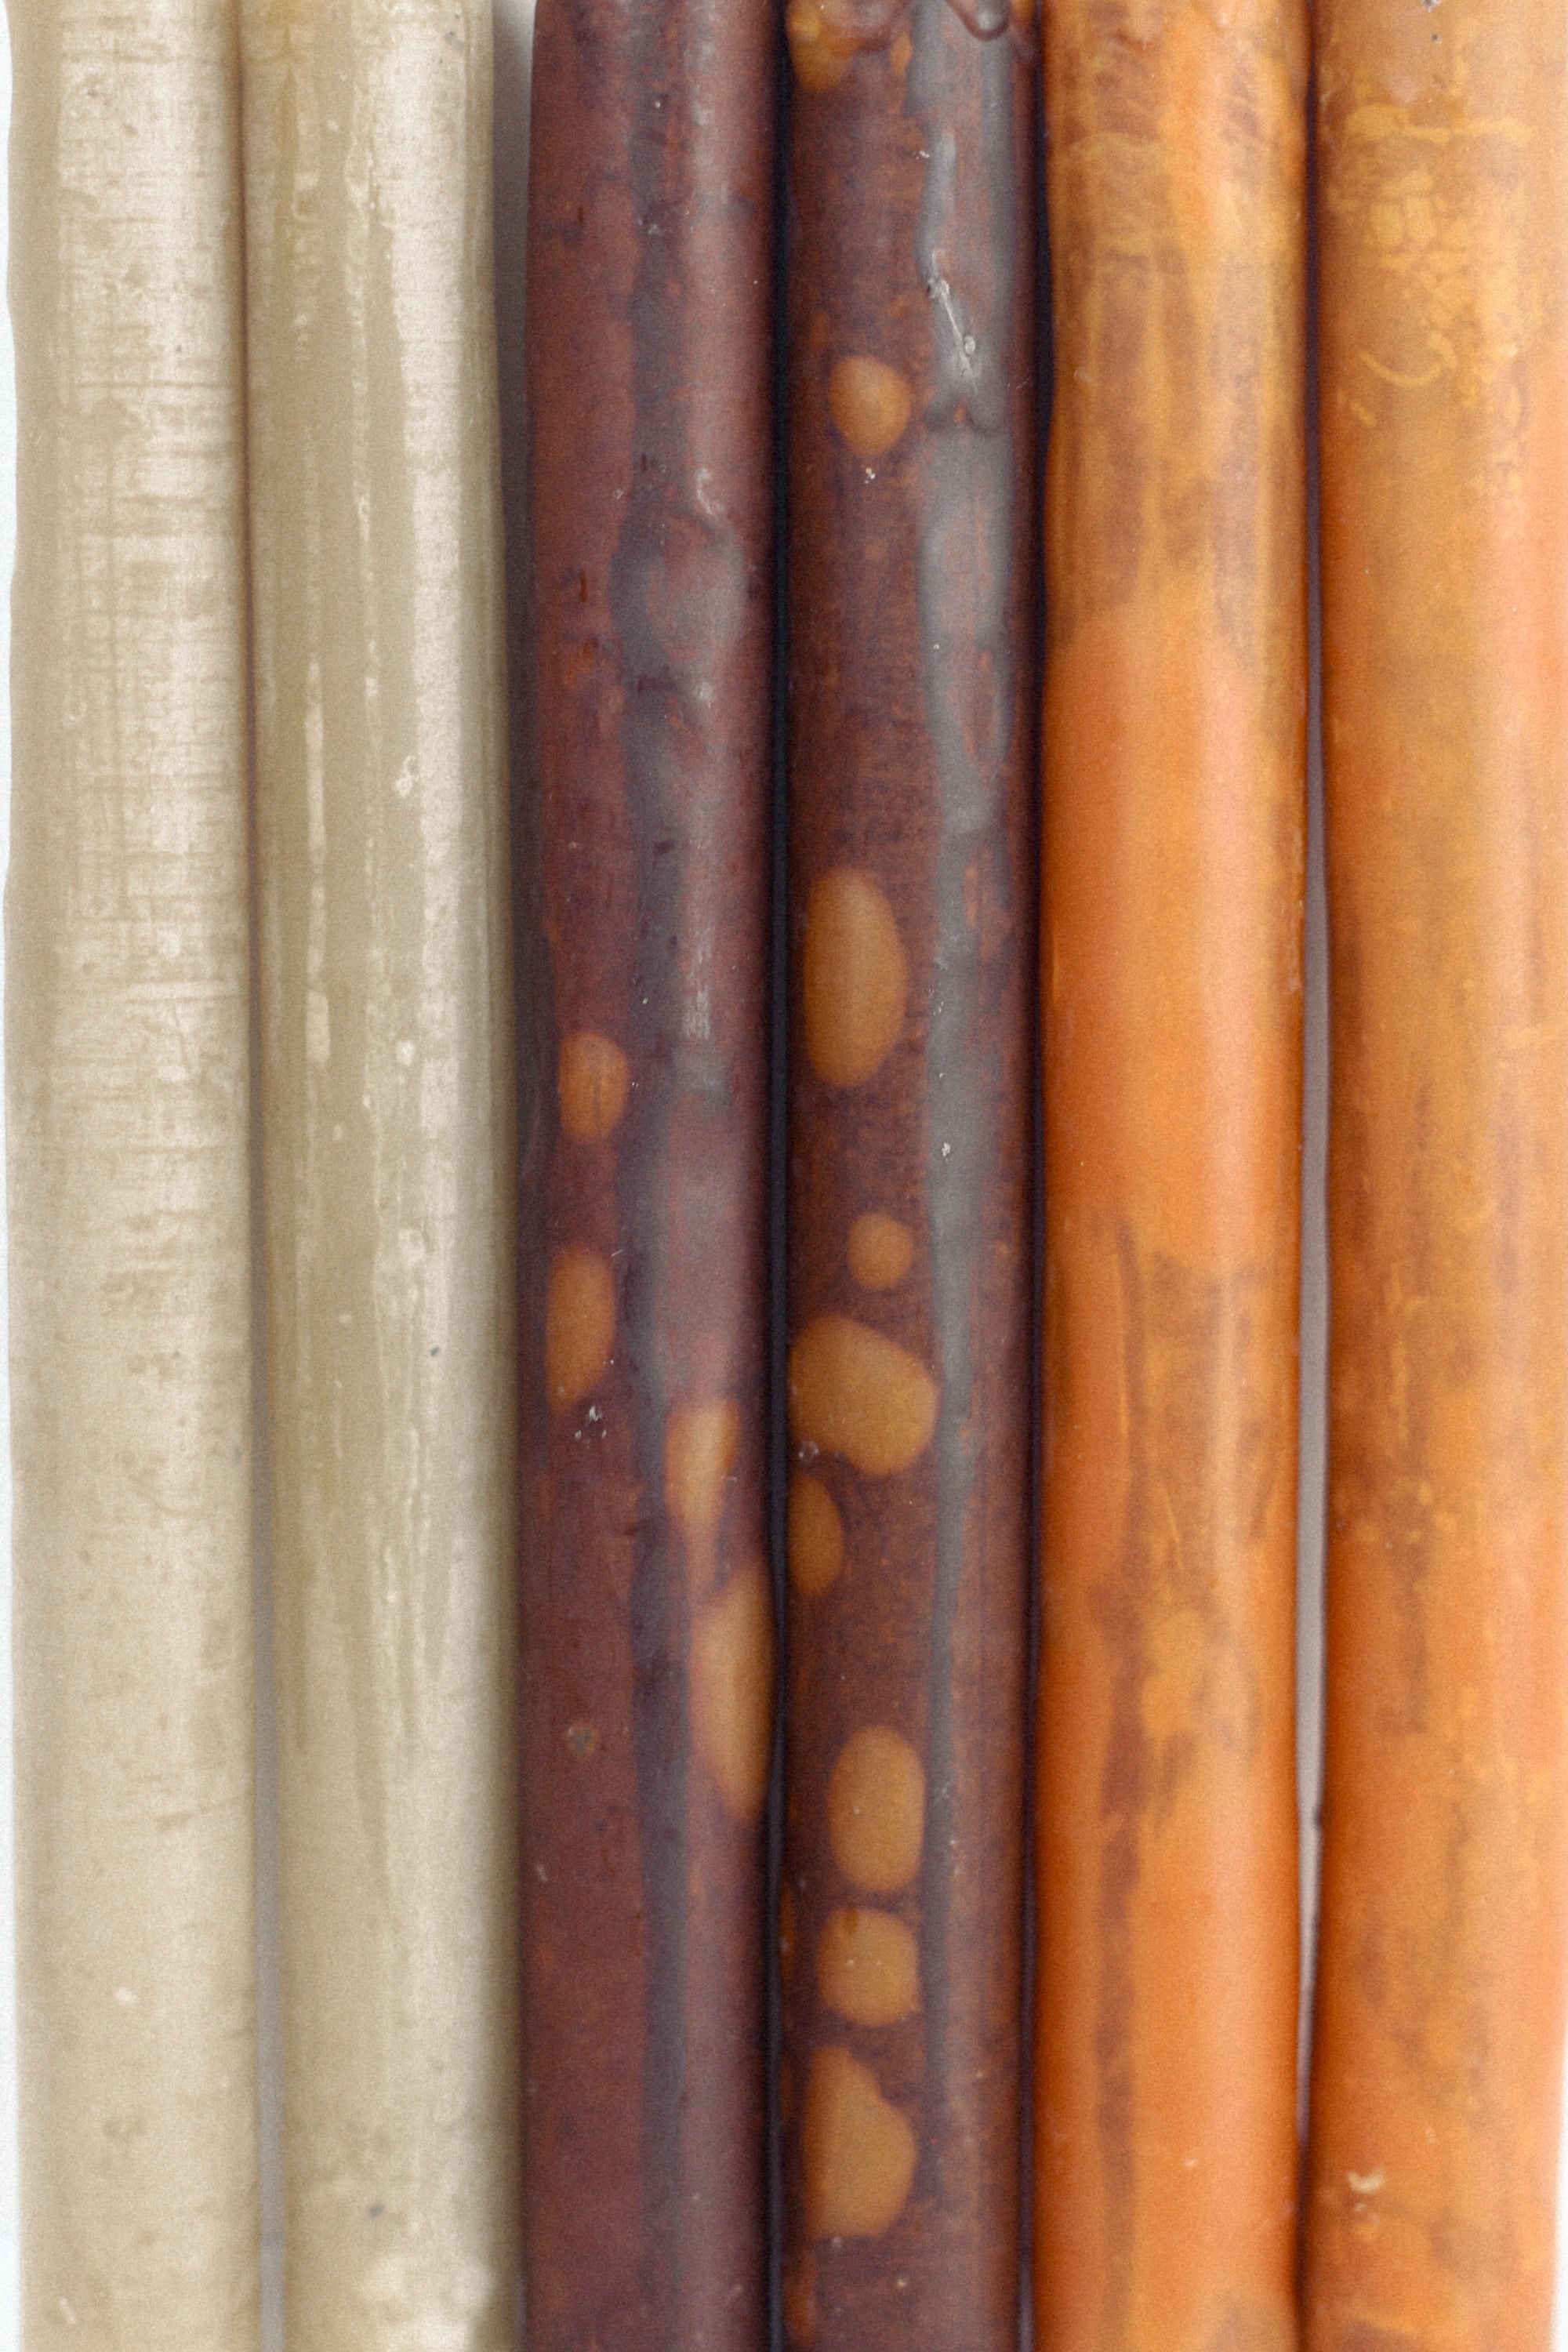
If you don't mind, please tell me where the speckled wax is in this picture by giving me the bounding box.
[6,1,260,2343]
[519,4,776,2344]
[781,5,1039,2347]
[241,2,519,2345]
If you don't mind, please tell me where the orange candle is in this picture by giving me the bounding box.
[1036,1,1309,2344]
[1305,3,1568,2342]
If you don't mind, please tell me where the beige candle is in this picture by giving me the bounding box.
[5,2,261,2346]
[239,2,518,2344]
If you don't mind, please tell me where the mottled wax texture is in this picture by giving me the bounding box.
[782,5,1038,2349]
[520,4,776,2347]
[241,2,519,2346]
[1035,4,1309,2349]
[6,2,260,2346]
[1305,6,1568,2347]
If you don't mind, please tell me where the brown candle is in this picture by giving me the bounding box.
[7,1,260,2343]
[1305,3,1568,2341]
[519,5,776,2345]
[240,2,519,2343]
[781,5,1038,2347]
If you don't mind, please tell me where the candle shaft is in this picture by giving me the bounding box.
[781,6,1038,2346]
[1305,5,1568,2343]
[6,1,260,2343]
[1034,5,1308,2344]
[519,5,776,2344]
[241,2,519,2343]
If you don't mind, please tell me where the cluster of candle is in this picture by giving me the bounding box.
[9,1,517,2345]
[8,0,1567,2349]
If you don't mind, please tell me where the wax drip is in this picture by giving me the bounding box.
[942,0,1011,38]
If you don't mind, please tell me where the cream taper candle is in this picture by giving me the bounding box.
[6,1,261,2345]
[240,2,519,2343]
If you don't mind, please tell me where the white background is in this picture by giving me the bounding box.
[0,4,1560,2345]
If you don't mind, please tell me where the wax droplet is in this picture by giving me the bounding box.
[802,868,907,1087]
[827,1726,925,1892]
[546,1247,615,1409]
[789,1472,845,1597]
[815,1905,920,2026]
[786,0,853,88]
[666,1399,741,1535]
[557,1029,629,1142]
[848,1210,914,1291]
[789,1316,937,1477]
[691,1562,775,1822]
[802,2045,917,2239]
[828,354,914,459]
[783,2252,818,2346]
[786,0,900,89]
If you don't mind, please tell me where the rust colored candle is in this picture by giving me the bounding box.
[1304,5,1568,2345]
[1035,2,1308,2346]
[781,5,1037,2347]
[519,6,776,2347]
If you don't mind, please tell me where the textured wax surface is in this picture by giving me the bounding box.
[781,5,1038,2347]
[240,2,520,2345]
[518,3,776,2346]
[1305,5,1568,2347]
[5,1,260,2345]
[1034,2,1309,2347]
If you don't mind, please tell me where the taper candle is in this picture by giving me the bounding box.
[780,5,1038,2346]
[1034,2,1308,2344]
[519,4,776,2346]
[241,2,519,2343]
[6,1,260,2343]
[1305,5,1568,2342]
